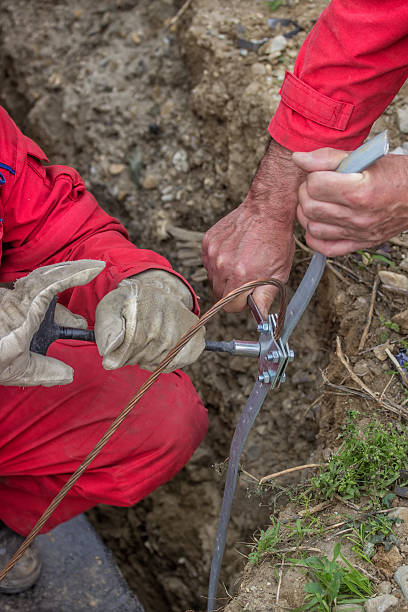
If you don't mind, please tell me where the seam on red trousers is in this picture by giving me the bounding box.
[279,71,355,131]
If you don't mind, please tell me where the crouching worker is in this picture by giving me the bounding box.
[0,106,207,593]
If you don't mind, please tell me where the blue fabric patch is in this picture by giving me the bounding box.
[0,162,15,186]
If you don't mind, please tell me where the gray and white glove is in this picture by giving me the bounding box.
[94,269,205,372]
[0,260,105,387]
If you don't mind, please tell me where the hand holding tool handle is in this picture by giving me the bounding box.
[206,130,390,612]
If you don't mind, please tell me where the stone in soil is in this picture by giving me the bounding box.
[364,594,399,612]
[394,565,408,601]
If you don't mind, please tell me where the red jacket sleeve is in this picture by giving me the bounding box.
[0,107,199,324]
[269,0,408,151]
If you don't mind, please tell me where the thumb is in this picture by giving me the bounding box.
[15,353,74,387]
[94,286,128,356]
[15,259,106,302]
[292,148,349,173]
[251,285,280,320]
[54,304,88,329]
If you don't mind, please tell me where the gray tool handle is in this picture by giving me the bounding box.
[281,130,389,345]
[206,130,389,612]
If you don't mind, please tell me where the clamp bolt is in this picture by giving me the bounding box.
[280,373,286,383]
[267,350,280,363]
[257,322,269,333]
[288,349,295,362]
[258,371,270,384]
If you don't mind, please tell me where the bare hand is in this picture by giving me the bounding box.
[202,140,304,317]
[293,148,408,257]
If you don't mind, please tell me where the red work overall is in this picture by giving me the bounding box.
[0,107,208,535]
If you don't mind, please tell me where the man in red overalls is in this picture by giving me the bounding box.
[0,106,207,592]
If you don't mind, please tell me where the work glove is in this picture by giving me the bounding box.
[0,260,105,387]
[94,269,205,372]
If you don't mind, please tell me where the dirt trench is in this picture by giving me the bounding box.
[2,1,406,611]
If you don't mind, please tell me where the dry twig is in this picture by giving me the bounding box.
[335,336,408,418]
[164,0,193,29]
[380,372,395,401]
[358,276,379,351]
[259,464,322,485]
[276,555,284,605]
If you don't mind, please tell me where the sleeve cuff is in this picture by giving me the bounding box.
[268,71,372,152]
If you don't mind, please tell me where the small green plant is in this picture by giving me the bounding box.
[379,315,400,333]
[294,543,373,611]
[308,413,408,504]
[358,250,396,269]
[346,515,396,563]
[249,518,281,564]
[378,315,400,342]
[288,517,323,547]
[268,0,283,11]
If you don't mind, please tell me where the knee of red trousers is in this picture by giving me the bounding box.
[102,370,209,507]
[0,342,208,533]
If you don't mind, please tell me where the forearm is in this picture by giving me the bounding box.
[270,0,408,151]
[245,139,305,225]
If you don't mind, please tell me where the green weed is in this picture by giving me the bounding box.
[346,515,396,563]
[268,0,283,11]
[358,250,396,269]
[379,315,400,333]
[293,542,373,611]
[249,518,281,564]
[308,413,408,504]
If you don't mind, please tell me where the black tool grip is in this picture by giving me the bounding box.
[30,297,96,356]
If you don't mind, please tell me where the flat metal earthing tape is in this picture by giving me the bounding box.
[206,130,389,612]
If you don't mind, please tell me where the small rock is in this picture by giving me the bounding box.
[392,309,408,333]
[172,149,189,173]
[142,174,158,190]
[397,106,408,134]
[251,62,266,76]
[378,271,408,293]
[48,72,62,88]
[364,594,398,612]
[394,565,408,600]
[109,163,125,176]
[400,258,408,273]
[160,100,174,118]
[117,190,128,202]
[373,343,391,362]
[263,34,287,57]
[131,32,141,45]
[353,360,370,377]
[377,581,392,595]
[389,508,408,539]
[373,545,403,578]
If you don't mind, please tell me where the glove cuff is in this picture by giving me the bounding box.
[121,269,194,310]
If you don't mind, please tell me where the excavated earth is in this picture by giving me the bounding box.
[2,1,408,610]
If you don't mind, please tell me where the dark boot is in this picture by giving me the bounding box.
[0,523,41,593]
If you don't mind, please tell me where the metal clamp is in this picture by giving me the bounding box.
[257,314,294,386]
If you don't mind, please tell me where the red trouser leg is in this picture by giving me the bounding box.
[0,340,208,536]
